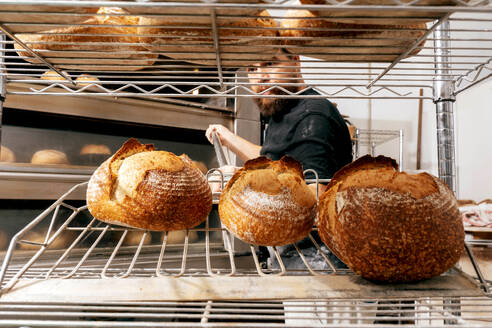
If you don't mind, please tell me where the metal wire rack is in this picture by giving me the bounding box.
[0,179,490,326]
[0,0,490,100]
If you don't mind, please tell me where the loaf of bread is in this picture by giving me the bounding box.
[219,156,316,246]
[87,138,212,231]
[0,145,15,163]
[317,155,465,282]
[75,74,100,87]
[31,149,69,165]
[0,5,98,33]
[138,10,279,67]
[298,0,464,25]
[280,8,426,62]
[79,144,111,166]
[40,70,70,81]
[14,7,157,71]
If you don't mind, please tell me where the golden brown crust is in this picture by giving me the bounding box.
[31,149,69,165]
[0,145,15,163]
[87,138,212,231]
[219,156,316,246]
[318,155,465,282]
[80,144,111,155]
[138,10,280,66]
[280,9,427,62]
[14,7,157,71]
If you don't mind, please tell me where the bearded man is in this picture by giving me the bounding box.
[205,50,352,194]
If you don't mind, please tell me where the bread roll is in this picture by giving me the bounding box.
[162,230,199,244]
[0,230,9,250]
[113,230,153,246]
[280,8,426,62]
[219,156,316,246]
[317,155,465,282]
[14,7,157,71]
[0,145,15,163]
[299,0,463,25]
[75,74,100,86]
[17,229,75,250]
[31,149,69,165]
[79,144,111,166]
[0,5,98,33]
[80,144,111,156]
[138,10,279,66]
[87,138,212,231]
[40,70,70,81]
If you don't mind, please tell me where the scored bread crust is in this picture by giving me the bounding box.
[219,156,317,246]
[87,138,212,231]
[14,7,157,71]
[138,10,279,66]
[317,155,465,282]
[280,9,427,62]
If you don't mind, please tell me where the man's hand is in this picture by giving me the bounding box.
[205,124,262,162]
[205,124,234,148]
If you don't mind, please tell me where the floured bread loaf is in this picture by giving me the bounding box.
[14,7,157,71]
[87,138,212,231]
[318,155,465,282]
[138,10,279,67]
[219,156,316,246]
[280,8,427,62]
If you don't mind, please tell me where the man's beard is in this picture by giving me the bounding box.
[253,88,301,119]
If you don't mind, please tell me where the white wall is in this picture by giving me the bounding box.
[455,78,492,201]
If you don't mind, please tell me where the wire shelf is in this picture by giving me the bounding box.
[0,1,490,99]
[0,180,489,305]
[0,297,492,327]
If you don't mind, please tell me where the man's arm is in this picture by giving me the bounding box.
[205,124,261,161]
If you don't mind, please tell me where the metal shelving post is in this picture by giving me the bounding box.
[434,19,457,192]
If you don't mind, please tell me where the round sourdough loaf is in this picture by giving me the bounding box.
[87,138,212,231]
[219,156,317,246]
[317,155,465,282]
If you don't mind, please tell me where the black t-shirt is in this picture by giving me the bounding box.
[260,89,353,180]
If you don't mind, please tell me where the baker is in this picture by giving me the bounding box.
[205,49,353,269]
[205,48,353,194]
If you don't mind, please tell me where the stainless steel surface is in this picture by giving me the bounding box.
[352,128,403,168]
[434,19,458,191]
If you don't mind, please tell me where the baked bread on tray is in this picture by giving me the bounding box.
[279,6,427,62]
[219,156,317,246]
[317,155,465,282]
[87,138,212,231]
[14,7,157,71]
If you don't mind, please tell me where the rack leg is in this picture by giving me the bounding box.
[0,32,5,148]
[433,19,457,192]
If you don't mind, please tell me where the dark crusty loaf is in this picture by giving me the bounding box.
[87,138,212,231]
[317,155,464,282]
[219,156,317,246]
